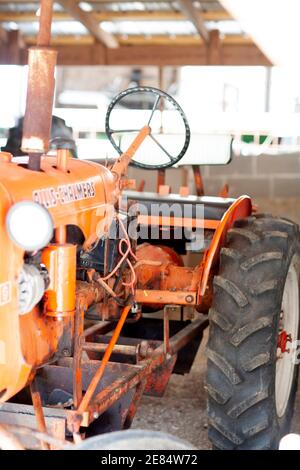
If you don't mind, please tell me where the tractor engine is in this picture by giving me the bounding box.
[0,153,122,401]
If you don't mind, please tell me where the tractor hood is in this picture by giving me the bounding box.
[0,155,117,241]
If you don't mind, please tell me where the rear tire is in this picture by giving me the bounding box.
[207,214,300,450]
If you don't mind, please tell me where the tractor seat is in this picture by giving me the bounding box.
[122,190,235,221]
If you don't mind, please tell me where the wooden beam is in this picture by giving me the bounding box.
[222,44,271,66]
[18,43,270,66]
[0,25,7,44]
[56,0,118,48]
[0,27,25,64]
[0,28,267,65]
[106,44,206,66]
[177,0,209,42]
[111,44,270,66]
[25,33,253,47]
[0,10,232,22]
[6,29,23,63]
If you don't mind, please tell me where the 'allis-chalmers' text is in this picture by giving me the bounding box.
[33,181,96,208]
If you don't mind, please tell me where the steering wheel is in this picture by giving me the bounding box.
[105,86,190,170]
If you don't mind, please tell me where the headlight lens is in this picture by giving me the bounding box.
[6,201,53,251]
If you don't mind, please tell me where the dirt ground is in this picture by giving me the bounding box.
[132,329,211,449]
[132,199,300,449]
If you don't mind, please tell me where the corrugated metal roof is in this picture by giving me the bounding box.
[0,1,244,45]
[0,2,63,12]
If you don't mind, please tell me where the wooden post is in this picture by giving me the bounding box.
[207,29,222,65]
[6,30,22,64]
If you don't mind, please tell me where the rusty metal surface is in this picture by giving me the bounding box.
[22,0,56,160]
[56,148,70,172]
[163,305,170,354]
[83,320,114,339]
[38,353,166,433]
[165,316,208,356]
[38,359,136,399]
[87,334,158,362]
[72,302,85,409]
[21,47,57,156]
[144,355,177,397]
[83,342,138,356]
[123,380,147,429]
[37,358,140,432]
[135,243,189,289]
[75,353,165,429]
[192,165,205,196]
[135,244,200,308]
[76,281,105,309]
[135,289,197,306]
[156,168,166,192]
[34,312,208,436]
[30,380,50,450]
[75,305,131,424]
[37,0,54,47]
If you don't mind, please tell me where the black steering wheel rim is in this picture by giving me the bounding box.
[105,86,190,170]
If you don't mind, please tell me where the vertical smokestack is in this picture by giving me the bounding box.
[21,0,57,170]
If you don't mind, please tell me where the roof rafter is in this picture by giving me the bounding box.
[177,0,209,43]
[56,0,118,48]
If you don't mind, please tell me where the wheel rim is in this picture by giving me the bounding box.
[275,256,299,418]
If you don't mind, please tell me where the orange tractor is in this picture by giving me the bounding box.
[0,0,300,451]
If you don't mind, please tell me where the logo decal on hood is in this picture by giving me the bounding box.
[33,181,96,208]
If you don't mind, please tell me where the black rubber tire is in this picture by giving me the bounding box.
[206,214,300,450]
[70,430,196,450]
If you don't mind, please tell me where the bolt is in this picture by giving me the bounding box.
[185,294,194,303]
[139,340,153,358]
[131,302,139,314]
[62,348,70,357]
[93,412,99,419]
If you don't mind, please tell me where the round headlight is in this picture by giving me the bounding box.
[6,201,53,251]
